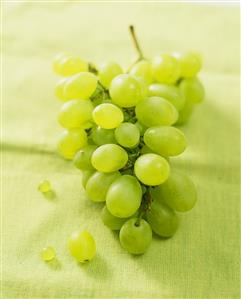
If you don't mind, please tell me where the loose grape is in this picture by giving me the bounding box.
[57,129,87,160]
[115,122,140,148]
[174,52,202,78]
[98,62,123,88]
[53,53,88,76]
[148,83,185,111]
[119,218,152,254]
[58,99,93,129]
[82,170,95,189]
[55,78,69,101]
[73,145,97,171]
[86,171,121,202]
[109,74,145,107]
[91,144,128,173]
[144,126,187,157]
[130,60,153,84]
[106,175,142,218]
[64,72,98,100]
[135,97,178,128]
[101,205,129,230]
[179,77,205,104]
[90,127,116,146]
[154,171,197,212]
[134,153,170,186]
[92,103,124,129]
[38,180,51,193]
[68,230,96,263]
[41,246,56,261]
[152,53,180,84]
[146,200,179,237]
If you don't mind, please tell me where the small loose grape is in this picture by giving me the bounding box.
[81,170,95,189]
[119,218,152,254]
[68,230,96,263]
[41,246,56,261]
[86,171,121,202]
[152,53,180,84]
[179,77,205,104]
[90,127,116,146]
[55,78,69,101]
[92,103,124,129]
[98,62,123,88]
[101,205,129,230]
[109,74,145,107]
[106,175,142,218]
[134,153,170,186]
[130,60,153,84]
[144,126,187,157]
[173,52,202,78]
[64,72,98,100]
[73,145,97,171]
[148,83,185,111]
[53,53,88,76]
[57,129,87,160]
[91,144,128,173]
[38,180,51,193]
[115,122,140,148]
[135,97,178,128]
[146,200,179,237]
[154,171,197,212]
[58,99,94,129]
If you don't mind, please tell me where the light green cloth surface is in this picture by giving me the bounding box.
[2,3,240,299]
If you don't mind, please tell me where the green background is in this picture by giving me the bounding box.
[2,2,240,299]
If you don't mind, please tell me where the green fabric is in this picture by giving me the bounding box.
[2,3,240,299]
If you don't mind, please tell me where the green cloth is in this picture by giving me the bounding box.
[2,2,240,299]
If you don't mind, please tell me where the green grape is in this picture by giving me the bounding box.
[148,83,185,111]
[98,62,123,88]
[144,126,187,157]
[130,60,153,84]
[154,171,197,212]
[73,145,97,171]
[135,97,178,127]
[53,53,88,76]
[58,99,93,129]
[173,52,202,78]
[90,126,116,146]
[91,144,128,172]
[179,77,205,104]
[86,171,121,202]
[64,72,98,100]
[41,246,56,261]
[106,175,142,218]
[55,78,69,101]
[152,53,180,84]
[140,144,154,154]
[101,205,130,230]
[119,218,152,254]
[146,200,179,237]
[109,74,145,107]
[57,129,87,160]
[134,153,170,186]
[92,103,124,129]
[82,170,95,189]
[134,121,147,136]
[80,121,94,130]
[38,180,51,193]
[68,230,96,262]
[114,122,140,148]
[175,100,194,125]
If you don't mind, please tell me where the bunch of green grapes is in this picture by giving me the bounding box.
[52,27,204,255]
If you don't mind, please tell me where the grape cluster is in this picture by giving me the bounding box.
[52,31,204,255]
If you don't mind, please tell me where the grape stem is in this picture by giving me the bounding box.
[129,25,144,61]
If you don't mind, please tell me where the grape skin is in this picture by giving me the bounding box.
[114,122,140,148]
[98,62,123,88]
[73,145,97,171]
[101,205,130,230]
[130,60,153,84]
[90,127,116,146]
